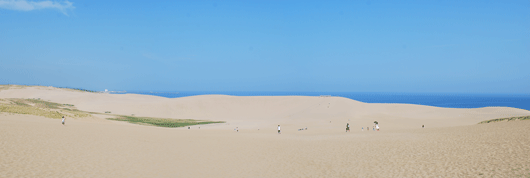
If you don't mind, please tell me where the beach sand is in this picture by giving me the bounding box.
[1,86,530,177]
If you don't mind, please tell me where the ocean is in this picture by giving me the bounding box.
[122,91,530,111]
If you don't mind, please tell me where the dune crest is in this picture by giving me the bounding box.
[1,86,529,131]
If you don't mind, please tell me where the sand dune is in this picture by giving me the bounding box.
[1,86,530,177]
[1,86,528,131]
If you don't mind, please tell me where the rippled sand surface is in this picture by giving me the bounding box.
[1,86,530,177]
[2,114,529,177]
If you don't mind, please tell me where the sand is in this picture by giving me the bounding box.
[1,86,530,177]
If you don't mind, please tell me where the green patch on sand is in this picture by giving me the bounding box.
[14,98,62,109]
[0,84,27,91]
[10,99,30,106]
[0,98,223,128]
[0,104,64,119]
[0,98,90,119]
[57,86,99,93]
[478,116,530,124]
[107,116,224,128]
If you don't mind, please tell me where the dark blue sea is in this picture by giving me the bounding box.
[122,91,530,111]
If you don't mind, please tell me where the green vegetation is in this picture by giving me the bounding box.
[0,98,89,119]
[1,97,223,128]
[1,96,223,128]
[64,109,91,118]
[107,116,224,128]
[26,99,62,109]
[57,87,98,93]
[0,104,64,119]
[478,116,530,124]
[11,99,30,106]
[0,84,27,91]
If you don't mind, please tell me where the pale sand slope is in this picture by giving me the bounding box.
[1,86,529,132]
[1,86,530,177]
[1,114,530,177]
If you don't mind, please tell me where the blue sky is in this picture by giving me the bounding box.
[1,0,529,93]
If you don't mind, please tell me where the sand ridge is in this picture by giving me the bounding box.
[1,86,529,131]
[1,86,530,177]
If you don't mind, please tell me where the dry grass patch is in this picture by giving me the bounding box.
[108,116,224,128]
[0,98,91,119]
[0,84,27,91]
[0,104,64,119]
[0,98,223,128]
[58,87,99,93]
[478,116,530,124]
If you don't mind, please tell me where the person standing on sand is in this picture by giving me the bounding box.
[277,125,281,134]
[346,123,350,132]
[61,116,65,125]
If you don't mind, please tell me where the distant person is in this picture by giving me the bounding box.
[277,125,281,134]
[346,123,350,132]
[376,124,379,131]
[373,127,375,131]
[362,127,364,131]
[61,116,65,125]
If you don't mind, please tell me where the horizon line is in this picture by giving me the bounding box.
[2,84,529,95]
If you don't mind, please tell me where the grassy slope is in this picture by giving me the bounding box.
[0,98,223,128]
[0,98,85,119]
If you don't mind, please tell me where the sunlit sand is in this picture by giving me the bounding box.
[1,86,530,177]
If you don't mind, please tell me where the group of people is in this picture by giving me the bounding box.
[278,123,380,134]
[277,122,380,134]
[64,114,386,134]
[58,113,395,134]
[351,123,379,132]
[60,115,389,134]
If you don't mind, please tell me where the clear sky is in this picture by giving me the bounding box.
[1,0,529,93]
